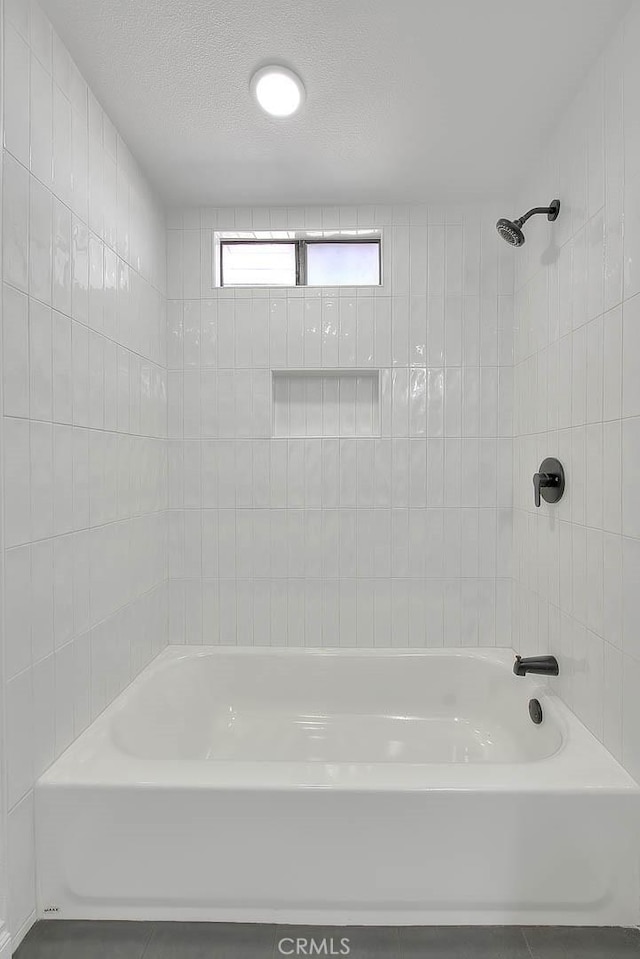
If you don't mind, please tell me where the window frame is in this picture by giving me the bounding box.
[219,236,382,288]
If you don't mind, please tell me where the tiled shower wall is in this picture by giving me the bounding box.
[512,3,640,781]
[167,204,514,647]
[1,0,168,941]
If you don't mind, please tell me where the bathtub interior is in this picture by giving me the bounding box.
[108,648,563,764]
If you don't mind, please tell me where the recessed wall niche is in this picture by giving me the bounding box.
[272,369,380,437]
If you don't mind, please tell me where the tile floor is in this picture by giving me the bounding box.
[12,921,640,959]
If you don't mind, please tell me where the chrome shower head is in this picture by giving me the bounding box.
[496,199,560,247]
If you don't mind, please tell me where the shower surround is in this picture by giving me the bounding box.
[166,205,514,647]
[511,1,640,784]
[1,0,168,943]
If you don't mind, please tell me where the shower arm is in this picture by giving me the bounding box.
[516,206,556,226]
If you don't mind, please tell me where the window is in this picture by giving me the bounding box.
[218,235,381,287]
[221,241,297,287]
[306,242,380,286]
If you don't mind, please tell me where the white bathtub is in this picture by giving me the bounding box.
[35,646,640,926]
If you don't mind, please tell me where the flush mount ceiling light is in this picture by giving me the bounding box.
[250,65,305,118]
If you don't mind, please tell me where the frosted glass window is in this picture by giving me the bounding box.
[218,236,381,287]
[221,242,296,286]
[306,242,380,286]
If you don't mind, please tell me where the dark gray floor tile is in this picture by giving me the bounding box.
[399,926,530,959]
[16,923,640,959]
[14,921,153,959]
[272,925,399,959]
[522,926,640,958]
[144,922,278,959]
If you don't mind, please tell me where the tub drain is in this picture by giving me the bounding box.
[528,698,543,724]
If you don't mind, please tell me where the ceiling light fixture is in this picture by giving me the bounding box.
[250,65,305,118]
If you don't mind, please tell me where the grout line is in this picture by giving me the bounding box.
[520,928,537,959]
[138,922,157,959]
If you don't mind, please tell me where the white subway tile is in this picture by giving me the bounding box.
[4,417,31,548]
[30,53,53,188]
[623,536,640,661]
[5,24,31,166]
[29,176,53,304]
[31,539,55,664]
[52,85,72,205]
[5,546,32,681]
[603,642,623,761]
[3,153,30,291]
[29,299,53,420]
[622,417,640,538]
[52,197,71,314]
[30,420,54,540]
[7,793,35,937]
[32,654,55,776]
[3,284,30,418]
[6,669,34,808]
[71,217,89,324]
[622,294,640,416]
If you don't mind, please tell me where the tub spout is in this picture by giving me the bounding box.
[513,654,559,677]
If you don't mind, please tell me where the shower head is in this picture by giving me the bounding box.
[496,217,525,247]
[496,199,560,247]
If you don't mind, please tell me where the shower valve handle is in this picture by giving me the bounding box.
[532,458,565,508]
[533,471,555,507]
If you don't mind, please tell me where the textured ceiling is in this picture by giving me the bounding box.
[39,0,630,206]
